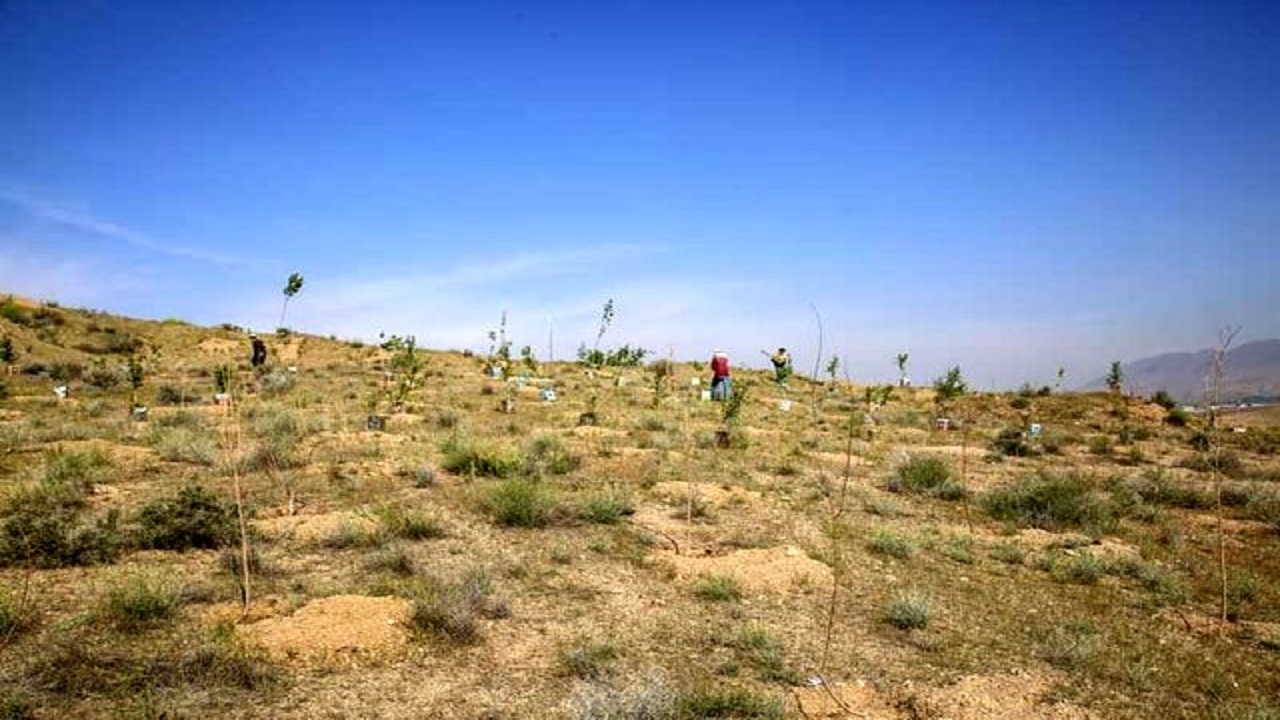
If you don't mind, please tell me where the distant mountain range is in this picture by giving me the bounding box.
[1081,339,1280,405]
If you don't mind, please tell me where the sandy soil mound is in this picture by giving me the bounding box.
[242,595,411,664]
[663,545,832,595]
[793,681,899,718]
[255,510,379,543]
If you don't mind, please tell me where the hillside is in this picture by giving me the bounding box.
[1082,339,1280,405]
[0,297,1278,719]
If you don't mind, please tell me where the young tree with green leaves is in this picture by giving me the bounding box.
[279,272,305,329]
[1106,361,1123,394]
[895,352,909,387]
[933,366,967,404]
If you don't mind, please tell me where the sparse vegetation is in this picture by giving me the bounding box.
[135,485,238,551]
[886,590,931,630]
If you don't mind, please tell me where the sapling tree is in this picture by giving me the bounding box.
[0,336,15,368]
[388,335,425,409]
[213,364,233,395]
[1055,367,1066,392]
[1106,361,1123,394]
[519,345,538,376]
[1204,325,1240,626]
[825,356,841,385]
[895,352,909,387]
[933,366,967,405]
[278,272,305,330]
[127,354,145,408]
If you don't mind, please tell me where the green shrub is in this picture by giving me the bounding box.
[42,449,112,497]
[0,490,122,568]
[480,478,555,528]
[152,426,217,465]
[1152,390,1178,410]
[982,472,1117,536]
[441,435,522,478]
[692,574,743,602]
[723,625,799,684]
[1038,622,1100,670]
[136,485,238,551]
[989,543,1026,565]
[523,434,581,477]
[578,491,634,524]
[569,673,676,719]
[101,575,181,632]
[376,505,446,540]
[868,528,914,558]
[1046,552,1109,585]
[992,427,1040,457]
[890,455,967,499]
[886,590,931,629]
[408,570,508,643]
[366,546,416,576]
[676,686,784,719]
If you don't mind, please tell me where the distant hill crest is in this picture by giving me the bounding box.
[1082,338,1280,404]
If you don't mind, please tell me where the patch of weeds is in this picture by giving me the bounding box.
[886,590,931,630]
[136,485,238,551]
[1046,552,1109,585]
[156,410,205,429]
[638,415,669,432]
[723,625,800,684]
[0,587,32,638]
[888,455,967,499]
[568,673,676,720]
[440,435,522,478]
[479,478,557,528]
[366,545,416,576]
[863,497,900,517]
[151,425,217,465]
[868,527,914,559]
[376,505,446,540]
[100,574,181,632]
[677,684,785,718]
[1227,572,1259,621]
[982,471,1118,536]
[578,491,634,524]
[42,448,112,497]
[558,638,618,679]
[989,542,1026,565]
[320,522,385,550]
[692,574,743,602]
[523,434,581,477]
[937,534,975,564]
[1038,621,1101,670]
[0,690,34,720]
[408,570,508,644]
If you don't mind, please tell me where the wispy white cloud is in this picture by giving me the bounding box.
[0,188,247,267]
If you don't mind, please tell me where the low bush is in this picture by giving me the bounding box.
[722,625,799,684]
[152,426,217,465]
[886,590,931,630]
[479,479,556,528]
[1038,621,1101,670]
[578,491,634,524]
[676,685,784,719]
[408,570,508,643]
[376,505,446,540]
[889,455,967,500]
[991,427,1039,457]
[441,435,522,478]
[982,471,1117,536]
[135,485,238,551]
[0,489,122,568]
[523,434,581,477]
[100,575,181,632]
[868,528,914,559]
[692,574,743,602]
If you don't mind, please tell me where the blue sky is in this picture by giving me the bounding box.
[1,0,1276,388]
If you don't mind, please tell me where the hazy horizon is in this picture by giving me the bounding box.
[2,1,1276,388]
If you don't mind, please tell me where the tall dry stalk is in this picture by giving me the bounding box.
[219,381,253,614]
[1205,325,1239,627]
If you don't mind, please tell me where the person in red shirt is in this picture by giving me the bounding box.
[709,350,732,400]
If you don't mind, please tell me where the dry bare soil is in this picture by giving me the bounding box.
[1,299,1278,719]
